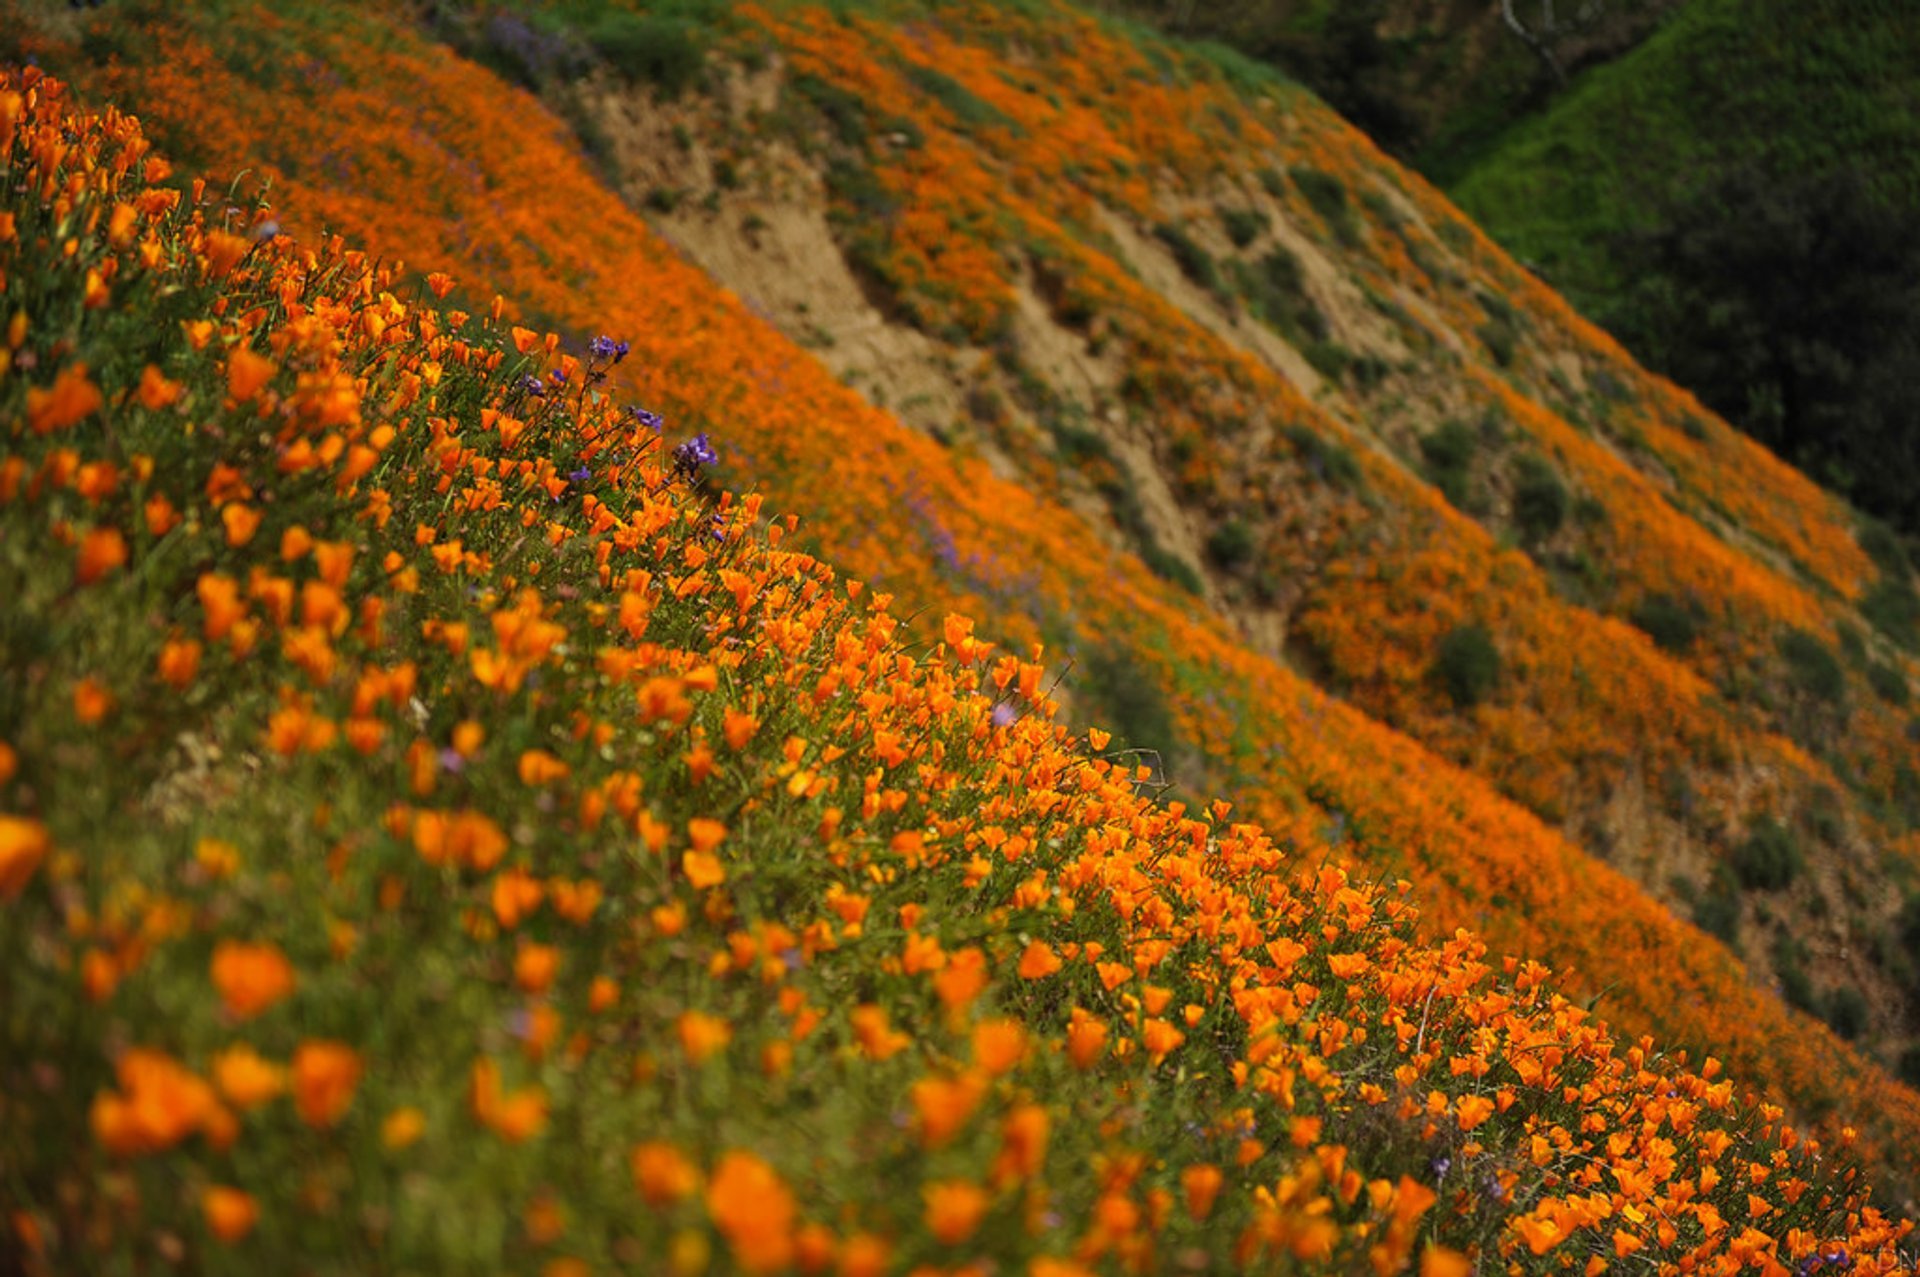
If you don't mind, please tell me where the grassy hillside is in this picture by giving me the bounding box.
[1451,0,1920,539]
[3,0,1920,1270]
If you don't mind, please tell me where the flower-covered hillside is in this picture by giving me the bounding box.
[423,0,1920,1061]
[2,68,1918,1274]
[9,0,1920,1196]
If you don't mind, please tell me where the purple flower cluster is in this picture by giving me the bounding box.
[588,334,631,363]
[672,432,719,481]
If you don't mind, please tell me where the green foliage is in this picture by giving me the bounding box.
[1772,933,1816,1013]
[1206,518,1256,569]
[1283,424,1362,490]
[1731,817,1803,892]
[583,10,707,96]
[1419,419,1478,511]
[1452,0,1920,540]
[1432,622,1500,709]
[1862,578,1920,650]
[1290,165,1360,244]
[1218,205,1268,248]
[1777,628,1845,705]
[1152,221,1226,299]
[1509,453,1567,542]
[1230,245,1328,347]
[1629,592,1702,654]
[1822,986,1870,1041]
[1867,660,1910,707]
[1692,866,1742,945]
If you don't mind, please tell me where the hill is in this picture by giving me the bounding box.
[2,0,1920,1269]
[1449,0,1920,542]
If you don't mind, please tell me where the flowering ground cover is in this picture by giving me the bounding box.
[3,3,1920,1272]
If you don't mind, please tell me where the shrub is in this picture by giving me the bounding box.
[1207,519,1256,569]
[1777,628,1845,703]
[1822,986,1870,1040]
[1420,420,1477,510]
[1231,247,1328,345]
[1862,578,1920,649]
[1731,817,1803,891]
[1630,592,1702,653]
[1290,166,1359,244]
[1898,1046,1920,1090]
[1772,934,1817,1012]
[586,12,706,97]
[1860,518,1912,577]
[1152,222,1224,298]
[1867,660,1910,706]
[1510,453,1568,541]
[1692,867,1742,944]
[1284,424,1362,490]
[1218,206,1267,248]
[1433,622,1500,708]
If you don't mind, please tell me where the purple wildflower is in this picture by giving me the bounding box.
[628,406,664,432]
[589,335,630,363]
[672,432,719,480]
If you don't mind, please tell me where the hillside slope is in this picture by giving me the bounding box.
[5,0,1920,1241]
[4,61,1918,1275]
[423,0,1920,1065]
[1450,0,1920,538]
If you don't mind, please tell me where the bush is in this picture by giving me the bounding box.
[1867,660,1910,706]
[1898,1046,1920,1089]
[586,12,706,97]
[1821,986,1869,1040]
[1290,166,1359,244]
[1510,453,1568,542]
[1862,577,1920,649]
[1231,247,1328,345]
[1153,222,1224,298]
[1284,424,1362,490]
[1860,519,1912,577]
[1420,420,1477,510]
[1433,622,1501,708]
[1218,206,1268,248]
[1692,867,1741,944]
[1207,518,1256,569]
[1630,592,1702,653]
[1777,628,1846,703]
[1731,817,1803,891]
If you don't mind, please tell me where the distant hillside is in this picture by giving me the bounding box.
[5,0,1920,1263]
[1452,0,1920,543]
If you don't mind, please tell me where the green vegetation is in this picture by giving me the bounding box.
[1778,628,1846,706]
[1629,592,1702,654]
[1509,453,1567,542]
[1433,622,1501,708]
[1731,817,1804,892]
[1452,0,1920,540]
[1419,419,1480,512]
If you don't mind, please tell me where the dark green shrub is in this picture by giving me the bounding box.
[1290,166,1359,244]
[1218,206,1268,249]
[1283,425,1362,490]
[1731,816,1803,891]
[1629,592,1702,653]
[1867,660,1911,706]
[1777,628,1845,703]
[1510,454,1568,542]
[1861,519,1912,576]
[1898,1046,1920,1089]
[1207,519,1256,569]
[1433,622,1500,708]
[1231,248,1328,345]
[1153,223,1224,298]
[1821,986,1869,1040]
[1693,867,1741,944]
[586,12,706,97]
[1420,420,1477,510]
[1772,934,1817,1012]
[1863,578,1920,649]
